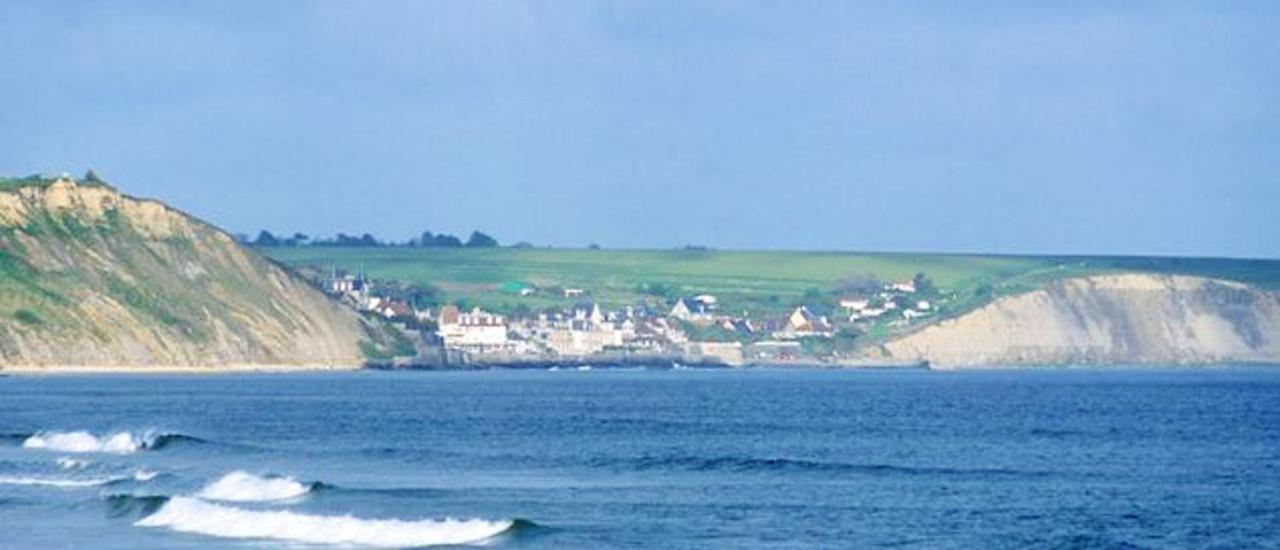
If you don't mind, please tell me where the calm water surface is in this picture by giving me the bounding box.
[1,368,1278,549]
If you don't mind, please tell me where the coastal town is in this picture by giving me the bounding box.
[316,268,940,367]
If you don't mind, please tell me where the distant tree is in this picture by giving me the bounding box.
[334,233,356,246]
[465,231,498,248]
[254,230,279,247]
[83,170,103,184]
[433,234,463,247]
[508,241,534,249]
[587,243,601,250]
[284,231,311,246]
[359,233,380,247]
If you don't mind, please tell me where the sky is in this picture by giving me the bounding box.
[1,1,1277,257]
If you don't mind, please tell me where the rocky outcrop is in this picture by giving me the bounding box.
[885,274,1280,367]
[0,177,375,370]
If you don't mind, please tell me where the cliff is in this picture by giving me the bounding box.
[0,176,381,370]
[885,274,1280,367]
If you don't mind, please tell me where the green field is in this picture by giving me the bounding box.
[261,247,1280,321]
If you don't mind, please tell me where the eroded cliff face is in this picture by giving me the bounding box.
[0,177,372,369]
[885,274,1280,367]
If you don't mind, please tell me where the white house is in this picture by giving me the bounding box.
[852,307,887,321]
[891,280,917,293]
[546,321,624,356]
[839,298,870,311]
[437,305,508,351]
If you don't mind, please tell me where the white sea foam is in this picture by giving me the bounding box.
[133,469,159,482]
[23,431,143,454]
[56,456,90,469]
[0,475,116,488]
[194,471,311,502]
[136,496,513,547]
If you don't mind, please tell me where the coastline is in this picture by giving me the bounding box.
[0,363,362,375]
[6,360,1276,375]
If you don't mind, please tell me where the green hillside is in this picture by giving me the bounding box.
[0,176,394,368]
[262,246,1280,320]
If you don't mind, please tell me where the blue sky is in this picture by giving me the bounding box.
[1,1,1277,257]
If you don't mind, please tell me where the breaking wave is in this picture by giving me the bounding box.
[19,431,203,454]
[132,469,160,482]
[0,468,160,489]
[195,471,313,502]
[0,474,119,488]
[23,431,142,454]
[136,496,517,547]
[56,456,90,470]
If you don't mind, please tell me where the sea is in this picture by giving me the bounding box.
[1,367,1277,549]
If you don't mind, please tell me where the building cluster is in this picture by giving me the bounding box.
[429,294,846,365]
[326,270,429,323]
[323,269,940,365]
[838,279,933,325]
[433,301,685,357]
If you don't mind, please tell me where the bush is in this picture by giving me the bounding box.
[14,309,43,326]
[465,231,499,248]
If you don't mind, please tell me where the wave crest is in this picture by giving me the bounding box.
[20,430,199,454]
[0,475,118,488]
[136,496,514,547]
[195,471,312,502]
[23,431,142,454]
[56,456,90,470]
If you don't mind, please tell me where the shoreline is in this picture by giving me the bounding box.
[3,361,1277,375]
[0,363,362,375]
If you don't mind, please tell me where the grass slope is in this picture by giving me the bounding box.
[0,178,392,366]
[262,247,1280,319]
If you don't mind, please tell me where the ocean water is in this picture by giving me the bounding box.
[1,368,1277,549]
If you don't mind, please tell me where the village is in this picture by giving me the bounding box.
[320,269,939,367]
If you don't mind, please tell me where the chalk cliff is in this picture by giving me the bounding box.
[885,274,1280,367]
[0,176,381,370]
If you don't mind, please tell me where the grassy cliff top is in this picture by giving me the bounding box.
[263,246,1280,319]
[0,174,115,192]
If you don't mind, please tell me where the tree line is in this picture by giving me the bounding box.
[243,229,501,248]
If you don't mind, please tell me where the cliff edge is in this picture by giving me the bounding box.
[885,273,1280,367]
[0,175,378,370]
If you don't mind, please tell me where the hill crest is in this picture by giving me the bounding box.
[0,176,386,370]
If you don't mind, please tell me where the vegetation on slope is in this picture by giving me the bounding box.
[263,246,1280,323]
[0,175,395,368]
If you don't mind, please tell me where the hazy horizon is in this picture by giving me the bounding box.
[2,1,1277,257]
